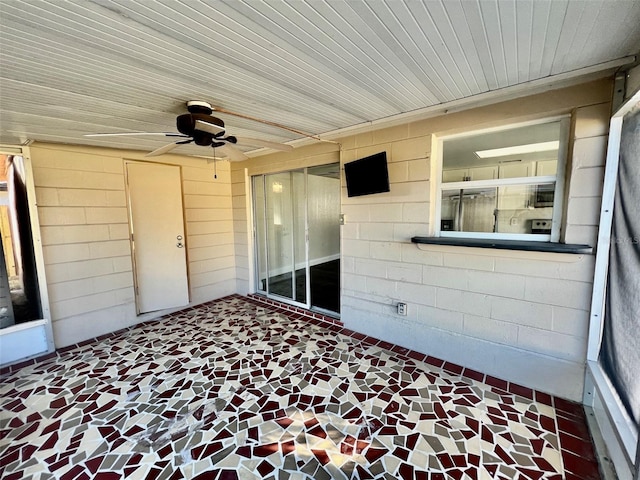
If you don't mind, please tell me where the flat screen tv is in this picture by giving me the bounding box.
[344,152,390,197]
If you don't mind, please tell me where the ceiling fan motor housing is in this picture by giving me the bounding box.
[176,113,225,137]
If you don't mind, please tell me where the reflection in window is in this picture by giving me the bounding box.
[438,119,566,240]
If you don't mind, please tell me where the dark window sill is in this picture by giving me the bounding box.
[411,236,592,254]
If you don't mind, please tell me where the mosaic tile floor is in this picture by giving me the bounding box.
[1,295,600,479]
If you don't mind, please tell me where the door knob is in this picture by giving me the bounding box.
[176,242,184,248]
[177,235,183,240]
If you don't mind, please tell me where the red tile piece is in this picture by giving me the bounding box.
[356,465,375,479]
[312,449,331,466]
[532,456,557,472]
[557,416,591,440]
[308,425,327,439]
[554,397,585,419]
[462,368,484,382]
[437,453,454,469]
[494,444,515,465]
[464,466,478,480]
[559,432,597,461]
[443,362,463,375]
[14,422,39,441]
[218,471,239,480]
[364,447,387,463]
[531,439,545,456]
[425,356,445,367]
[485,375,508,390]
[509,383,534,399]
[94,472,121,479]
[516,467,545,480]
[257,459,275,476]
[535,391,553,405]
[253,443,280,457]
[562,450,601,480]
[398,463,414,480]
[393,446,410,461]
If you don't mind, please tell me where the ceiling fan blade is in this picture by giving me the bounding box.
[146,142,181,157]
[84,132,188,138]
[238,137,294,151]
[219,143,248,162]
[195,119,225,136]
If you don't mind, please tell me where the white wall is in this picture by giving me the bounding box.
[30,144,236,347]
[236,78,613,401]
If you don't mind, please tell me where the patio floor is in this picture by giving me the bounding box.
[0,295,601,479]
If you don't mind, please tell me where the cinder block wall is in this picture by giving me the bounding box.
[235,77,613,401]
[30,144,236,347]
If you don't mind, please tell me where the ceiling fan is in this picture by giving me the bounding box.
[84,101,294,161]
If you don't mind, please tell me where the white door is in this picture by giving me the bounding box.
[126,162,189,313]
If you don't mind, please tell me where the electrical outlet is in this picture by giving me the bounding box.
[397,302,407,316]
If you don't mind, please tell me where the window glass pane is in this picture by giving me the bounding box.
[441,182,555,235]
[441,187,497,233]
[442,121,561,181]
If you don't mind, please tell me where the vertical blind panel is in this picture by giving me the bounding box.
[601,106,640,425]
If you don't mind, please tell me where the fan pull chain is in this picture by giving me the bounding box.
[212,146,217,179]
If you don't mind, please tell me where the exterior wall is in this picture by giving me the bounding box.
[235,78,613,401]
[231,166,250,295]
[30,144,235,347]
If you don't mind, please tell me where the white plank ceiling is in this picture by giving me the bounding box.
[1,0,639,159]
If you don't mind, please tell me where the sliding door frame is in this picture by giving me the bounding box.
[253,170,310,310]
[0,144,55,364]
[252,165,339,315]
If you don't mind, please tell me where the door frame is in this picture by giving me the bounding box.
[0,144,55,364]
[251,164,340,315]
[252,170,310,310]
[124,159,190,315]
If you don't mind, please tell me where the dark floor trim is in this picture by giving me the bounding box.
[245,293,342,326]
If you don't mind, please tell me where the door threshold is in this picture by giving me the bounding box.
[247,293,342,327]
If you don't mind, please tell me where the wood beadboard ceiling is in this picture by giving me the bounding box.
[0,0,639,159]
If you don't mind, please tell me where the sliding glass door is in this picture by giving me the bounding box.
[256,170,307,305]
[253,164,340,314]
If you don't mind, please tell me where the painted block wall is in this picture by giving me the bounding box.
[234,78,613,401]
[231,166,250,295]
[30,144,236,348]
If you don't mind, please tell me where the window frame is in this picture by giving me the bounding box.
[433,116,571,242]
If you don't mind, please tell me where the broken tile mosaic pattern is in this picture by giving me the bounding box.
[0,295,599,479]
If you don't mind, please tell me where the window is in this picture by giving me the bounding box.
[436,118,569,242]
